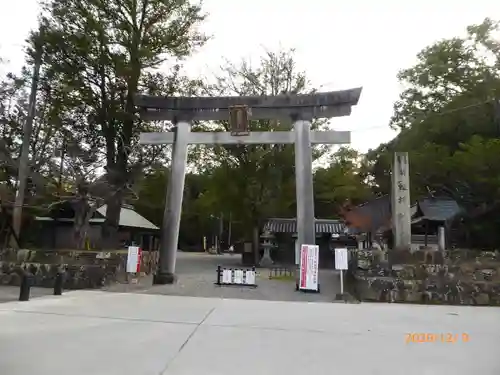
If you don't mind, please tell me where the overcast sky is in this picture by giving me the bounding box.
[1,0,499,152]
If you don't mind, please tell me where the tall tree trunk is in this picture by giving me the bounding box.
[73,196,101,250]
[252,225,260,266]
[11,38,43,247]
[102,23,140,250]
[102,190,123,249]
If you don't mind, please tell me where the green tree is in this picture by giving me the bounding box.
[0,63,66,208]
[314,147,370,218]
[32,0,207,247]
[366,18,500,195]
[390,17,500,131]
[362,18,500,247]
[194,49,329,261]
[134,166,216,250]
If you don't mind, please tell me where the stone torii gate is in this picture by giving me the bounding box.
[135,88,362,284]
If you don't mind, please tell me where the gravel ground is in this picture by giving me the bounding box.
[104,252,343,302]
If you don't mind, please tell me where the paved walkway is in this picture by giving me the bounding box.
[0,291,498,375]
[105,252,342,302]
[0,285,54,303]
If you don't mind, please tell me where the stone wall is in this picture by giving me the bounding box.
[0,261,121,289]
[0,249,157,290]
[349,248,500,306]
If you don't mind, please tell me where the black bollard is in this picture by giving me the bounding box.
[216,265,222,285]
[54,271,64,295]
[19,273,32,301]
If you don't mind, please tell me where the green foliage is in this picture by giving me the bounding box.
[8,8,500,250]
[363,17,500,247]
[18,0,208,245]
[197,49,314,234]
[314,147,370,218]
[390,17,500,131]
[133,168,169,226]
[34,0,207,170]
[130,50,386,247]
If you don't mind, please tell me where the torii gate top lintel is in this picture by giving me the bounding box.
[133,87,362,122]
[134,87,362,110]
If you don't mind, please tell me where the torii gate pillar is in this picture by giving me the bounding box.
[293,117,315,249]
[158,122,192,283]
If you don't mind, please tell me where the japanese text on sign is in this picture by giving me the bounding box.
[299,244,319,291]
[335,248,348,270]
[126,246,142,273]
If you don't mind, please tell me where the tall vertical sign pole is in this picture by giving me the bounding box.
[391,152,411,251]
[155,122,191,284]
[340,269,344,294]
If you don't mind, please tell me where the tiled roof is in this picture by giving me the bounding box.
[343,195,391,234]
[263,218,347,234]
[417,198,462,222]
[36,205,159,230]
[355,195,391,231]
[97,205,159,230]
[343,195,461,234]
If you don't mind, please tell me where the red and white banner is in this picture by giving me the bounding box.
[299,244,319,291]
[126,246,142,273]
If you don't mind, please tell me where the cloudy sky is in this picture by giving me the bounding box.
[1,0,498,152]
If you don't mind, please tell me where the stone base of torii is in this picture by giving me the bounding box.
[135,88,362,284]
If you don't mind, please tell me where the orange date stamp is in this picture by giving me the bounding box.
[405,333,470,344]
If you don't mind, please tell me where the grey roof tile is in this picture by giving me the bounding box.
[417,198,462,222]
[263,218,347,234]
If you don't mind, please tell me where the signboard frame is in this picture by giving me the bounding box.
[335,248,348,270]
[216,266,257,287]
[334,247,348,295]
[126,246,142,273]
[297,244,320,293]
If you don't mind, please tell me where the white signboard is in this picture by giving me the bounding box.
[233,269,244,284]
[96,252,111,259]
[335,248,348,270]
[222,269,232,284]
[299,244,319,291]
[245,270,256,285]
[126,246,142,273]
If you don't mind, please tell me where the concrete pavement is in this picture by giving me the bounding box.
[0,285,55,303]
[0,291,499,375]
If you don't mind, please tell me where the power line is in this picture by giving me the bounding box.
[399,98,495,126]
[346,125,391,132]
[337,98,496,134]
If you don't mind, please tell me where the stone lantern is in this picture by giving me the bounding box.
[259,230,276,267]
